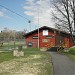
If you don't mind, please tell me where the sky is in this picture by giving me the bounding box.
[0,0,55,32]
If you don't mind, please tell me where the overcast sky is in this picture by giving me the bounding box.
[0,0,55,32]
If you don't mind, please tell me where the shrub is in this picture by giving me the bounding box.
[69,47,75,55]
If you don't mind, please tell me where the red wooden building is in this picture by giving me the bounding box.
[25,26,74,48]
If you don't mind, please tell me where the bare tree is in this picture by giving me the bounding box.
[51,0,75,44]
[0,27,17,43]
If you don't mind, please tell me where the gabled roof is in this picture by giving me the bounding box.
[24,26,72,37]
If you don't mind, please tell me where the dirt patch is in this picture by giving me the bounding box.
[0,54,51,75]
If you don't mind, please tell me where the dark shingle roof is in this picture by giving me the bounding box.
[24,26,72,37]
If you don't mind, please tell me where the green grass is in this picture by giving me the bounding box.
[61,51,75,60]
[0,52,15,63]
[67,54,75,60]
[23,47,40,52]
[63,52,75,60]
[0,47,40,63]
[0,47,52,75]
[69,47,75,55]
[67,47,75,60]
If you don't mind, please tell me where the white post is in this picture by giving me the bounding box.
[38,7,40,48]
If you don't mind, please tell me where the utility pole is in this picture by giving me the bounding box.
[38,7,40,48]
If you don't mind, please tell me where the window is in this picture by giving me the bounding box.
[43,30,48,36]
[33,36,38,39]
[46,35,54,38]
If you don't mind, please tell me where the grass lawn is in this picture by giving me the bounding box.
[64,47,75,60]
[0,47,52,75]
[63,52,75,60]
[0,52,14,63]
[60,50,75,61]
[67,54,75,60]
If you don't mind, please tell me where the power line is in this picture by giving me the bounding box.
[0,4,31,22]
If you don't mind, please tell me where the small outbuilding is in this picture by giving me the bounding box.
[24,26,74,48]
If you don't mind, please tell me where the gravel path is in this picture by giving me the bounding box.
[49,52,75,75]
